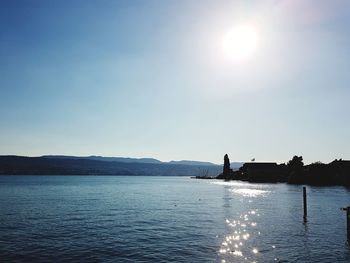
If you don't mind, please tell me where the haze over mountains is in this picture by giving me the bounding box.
[41,155,216,166]
[0,155,243,176]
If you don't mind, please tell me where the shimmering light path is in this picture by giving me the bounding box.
[213,181,350,262]
[213,182,274,262]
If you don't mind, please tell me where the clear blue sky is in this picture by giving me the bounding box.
[1,0,350,164]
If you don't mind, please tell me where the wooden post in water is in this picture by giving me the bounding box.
[341,206,350,241]
[303,187,307,221]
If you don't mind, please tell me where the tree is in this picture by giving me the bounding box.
[287,156,304,184]
[287,155,304,172]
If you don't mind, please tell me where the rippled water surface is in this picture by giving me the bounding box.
[0,176,349,262]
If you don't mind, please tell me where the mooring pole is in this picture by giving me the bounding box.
[341,206,350,241]
[303,187,307,221]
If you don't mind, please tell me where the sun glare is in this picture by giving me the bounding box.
[222,25,258,61]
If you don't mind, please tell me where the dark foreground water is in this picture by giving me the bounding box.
[0,176,349,263]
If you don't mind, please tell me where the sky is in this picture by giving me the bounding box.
[1,0,350,164]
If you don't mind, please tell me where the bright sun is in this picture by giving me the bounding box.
[222,25,258,61]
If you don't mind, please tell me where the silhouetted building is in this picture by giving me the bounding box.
[239,162,287,182]
[223,154,230,178]
[217,154,234,180]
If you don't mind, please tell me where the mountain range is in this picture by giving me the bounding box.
[0,155,243,176]
[41,155,216,166]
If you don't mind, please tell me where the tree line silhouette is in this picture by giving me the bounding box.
[217,154,350,186]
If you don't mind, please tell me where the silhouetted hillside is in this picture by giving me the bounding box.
[0,156,222,176]
[41,155,163,164]
[168,160,215,166]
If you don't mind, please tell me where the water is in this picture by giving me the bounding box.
[0,176,349,263]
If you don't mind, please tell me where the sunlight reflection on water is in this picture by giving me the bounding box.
[231,188,270,198]
[219,208,261,262]
[211,181,271,198]
[214,181,273,263]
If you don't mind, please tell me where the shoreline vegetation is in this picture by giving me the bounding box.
[195,154,350,187]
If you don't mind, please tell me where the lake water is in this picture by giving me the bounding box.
[0,176,349,262]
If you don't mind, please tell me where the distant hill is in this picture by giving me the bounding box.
[41,155,231,166]
[229,162,244,170]
[0,155,225,176]
[168,160,216,166]
[42,155,162,164]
